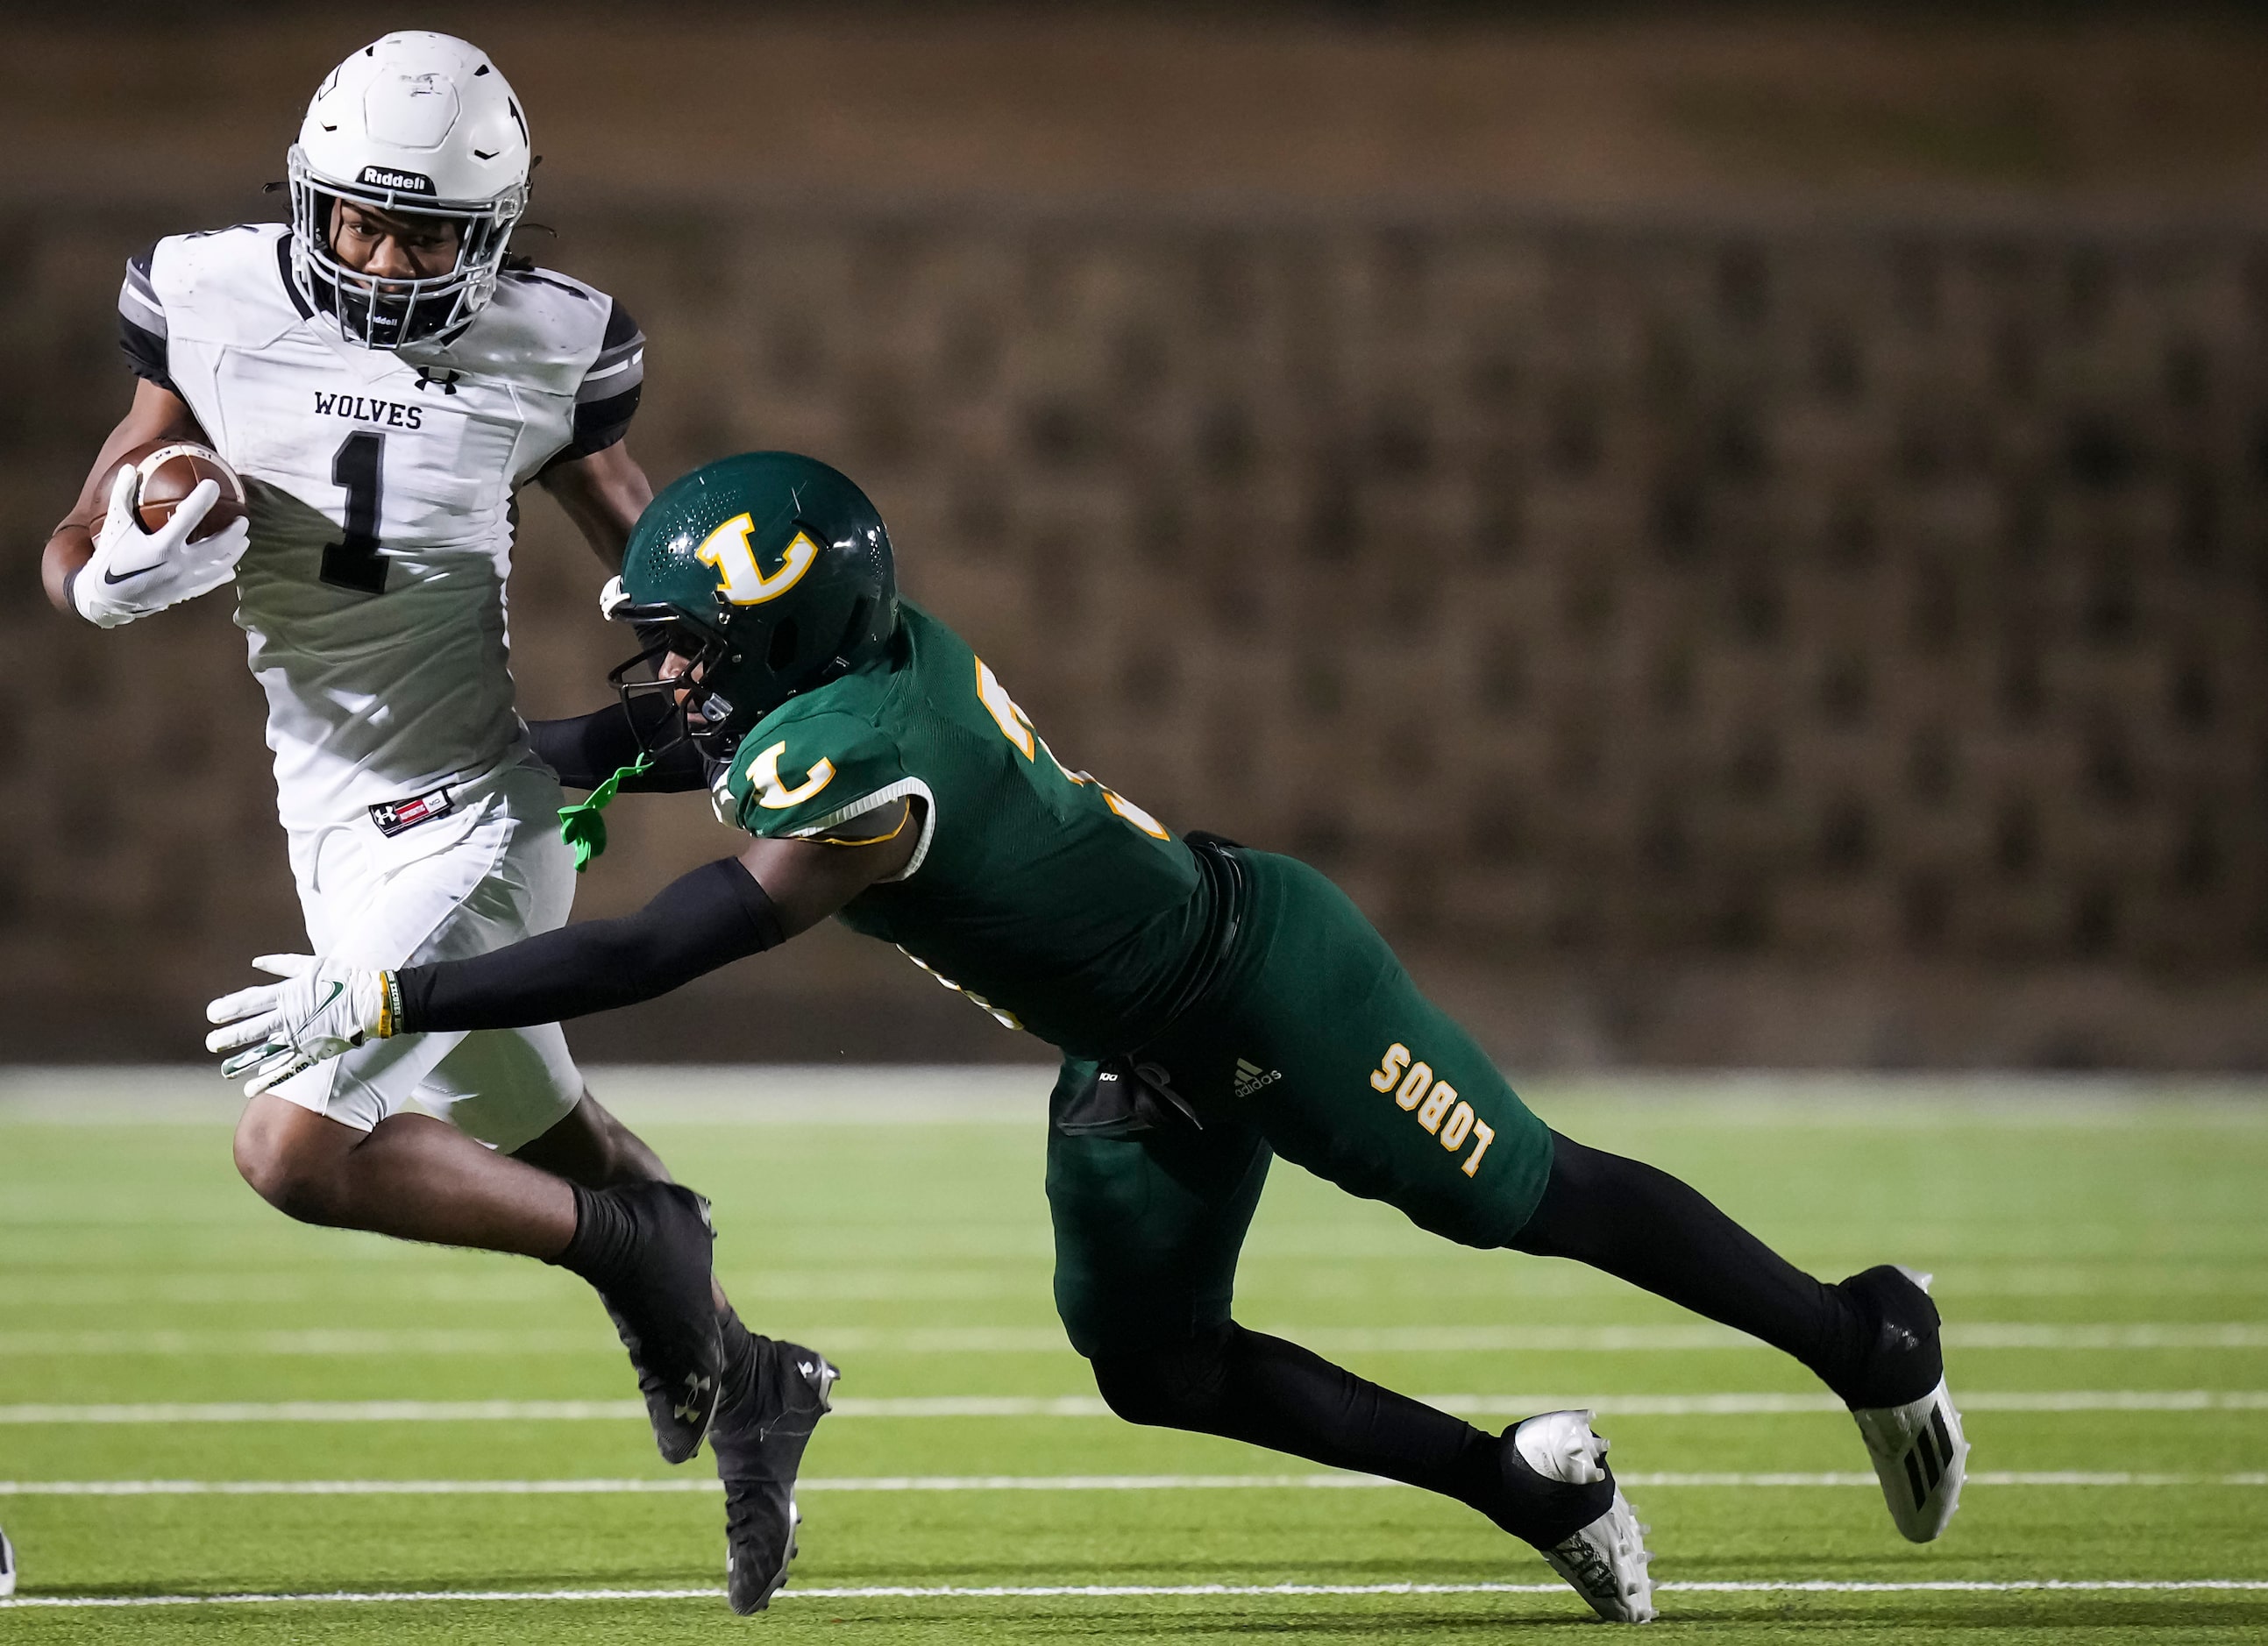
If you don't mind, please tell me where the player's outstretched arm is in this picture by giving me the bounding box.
[526,698,710,794]
[540,441,655,570]
[41,380,209,613]
[206,803,918,1092]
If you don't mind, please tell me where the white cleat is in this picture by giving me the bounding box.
[1848,1268,1968,1543]
[1852,1373,1967,1542]
[0,1522,16,1597]
[1517,1409,1657,1624]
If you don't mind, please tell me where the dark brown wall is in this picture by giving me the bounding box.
[6,195,2265,1067]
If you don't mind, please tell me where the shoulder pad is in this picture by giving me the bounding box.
[718,706,911,841]
[145,224,300,348]
[504,265,607,307]
[434,266,614,390]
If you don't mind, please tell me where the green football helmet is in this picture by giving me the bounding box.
[604,451,899,761]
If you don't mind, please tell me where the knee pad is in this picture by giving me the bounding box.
[1089,1323,1239,1430]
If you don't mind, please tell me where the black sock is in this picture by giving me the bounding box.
[1831,1265,1944,1408]
[715,1302,761,1411]
[1490,1428,1617,1548]
[549,1181,637,1288]
[1511,1131,1879,1396]
[1091,1323,1603,1548]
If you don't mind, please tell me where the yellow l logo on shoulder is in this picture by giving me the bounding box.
[750,740,835,809]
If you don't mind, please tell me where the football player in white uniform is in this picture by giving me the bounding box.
[39,32,834,1612]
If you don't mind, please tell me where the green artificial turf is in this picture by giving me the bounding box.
[1,1071,2263,1642]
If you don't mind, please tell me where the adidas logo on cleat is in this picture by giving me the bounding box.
[1852,1373,1967,1543]
[1902,1401,1959,1511]
[1233,1057,1283,1097]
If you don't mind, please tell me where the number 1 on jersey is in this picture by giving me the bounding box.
[320,430,388,594]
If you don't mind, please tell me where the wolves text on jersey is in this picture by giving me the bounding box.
[311,390,425,429]
[120,221,636,823]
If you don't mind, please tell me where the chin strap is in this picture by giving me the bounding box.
[558,752,656,871]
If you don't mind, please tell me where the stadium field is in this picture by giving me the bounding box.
[1,1068,2264,1643]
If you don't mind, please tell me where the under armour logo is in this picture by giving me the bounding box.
[672,1371,715,1425]
[413,366,461,395]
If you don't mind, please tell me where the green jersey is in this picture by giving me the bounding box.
[715,602,1221,1056]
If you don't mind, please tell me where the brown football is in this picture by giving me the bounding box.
[113,439,248,543]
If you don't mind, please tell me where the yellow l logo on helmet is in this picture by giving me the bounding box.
[695,515,820,606]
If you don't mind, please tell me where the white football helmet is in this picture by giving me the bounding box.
[288,32,532,349]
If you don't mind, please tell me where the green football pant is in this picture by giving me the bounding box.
[1048,848,1554,1359]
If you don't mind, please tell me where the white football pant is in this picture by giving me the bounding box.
[267,757,586,1151]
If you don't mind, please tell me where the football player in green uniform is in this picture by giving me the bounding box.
[210,451,1968,1624]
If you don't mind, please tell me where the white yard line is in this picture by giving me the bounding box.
[8,1065,2267,1127]
[1435,1389,2268,1415]
[4,1323,2264,1356]
[0,1067,1052,1126]
[1941,1324,2268,1350]
[0,1399,651,1424]
[6,1577,2268,1609]
[4,1470,2264,1496]
[1297,1324,2268,1352]
[4,1389,2265,1424]
[10,1262,2268,1308]
[0,1330,609,1358]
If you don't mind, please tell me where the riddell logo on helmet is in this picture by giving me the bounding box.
[357,166,437,194]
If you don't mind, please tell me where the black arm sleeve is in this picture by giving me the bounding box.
[393,857,784,1032]
[527,699,708,793]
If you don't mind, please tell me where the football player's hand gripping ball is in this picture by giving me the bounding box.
[206,955,392,1097]
[74,468,251,628]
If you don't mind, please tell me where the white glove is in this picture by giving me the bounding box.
[72,467,251,628]
[206,954,393,1098]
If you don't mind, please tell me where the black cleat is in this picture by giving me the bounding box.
[591,1182,723,1465]
[714,1335,839,1614]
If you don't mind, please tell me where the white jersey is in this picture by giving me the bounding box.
[119,223,643,827]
